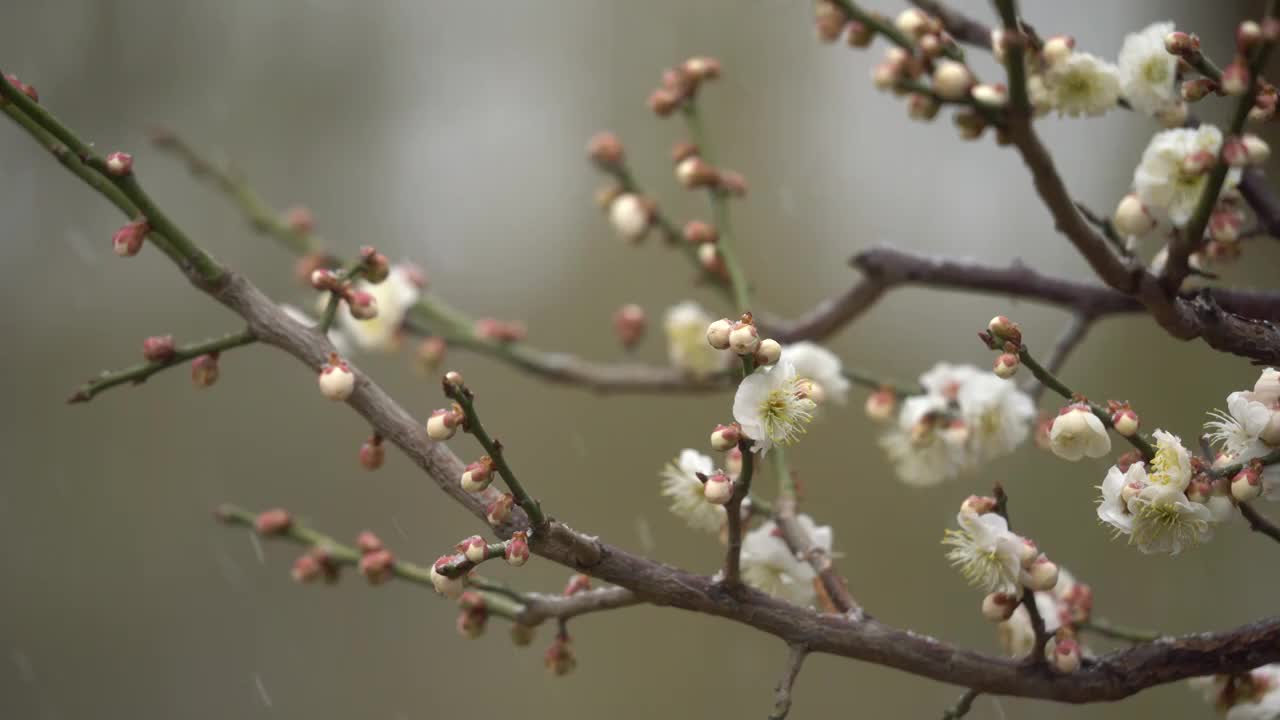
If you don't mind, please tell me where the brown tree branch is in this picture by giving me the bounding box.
[1239,502,1280,544]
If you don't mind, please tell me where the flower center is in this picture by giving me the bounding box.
[757,387,814,446]
[1131,501,1206,548]
[1149,445,1181,485]
[1141,57,1169,85]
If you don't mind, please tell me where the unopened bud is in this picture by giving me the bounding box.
[430,555,466,598]
[728,322,760,356]
[1051,637,1081,674]
[718,170,748,197]
[894,8,929,38]
[710,423,741,451]
[190,353,220,388]
[676,156,718,189]
[1241,134,1271,165]
[427,408,462,441]
[972,83,1008,108]
[961,495,998,515]
[255,508,292,535]
[755,338,782,366]
[142,335,176,363]
[1221,61,1250,96]
[1164,31,1197,56]
[847,20,874,48]
[1223,136,1250,168]
[1181,77,1217,102]
[545,636,576,676]
[864,389,897,422]
[647,88,682,116]
[461,457,495,493]
[318,353,356,401]
[706,318,733,350]
[703,471,734,505]
[358,246,390,284]
[104,152,133,176]
[1016,537,1040,568]
[505,531,531,567]
[907,93,941,121]
[1238,20,1263,51]
[683,219,717,244]
[1023,555,1059,592]
[1042,35,1075,66]
[932,60,973,100]
[359,549,395,585]
[586,131,625,167]
[356,531,384,554]
[725,446,743,477]
[457,605,488,639]
[291,551,325,584]
[953,110,986,141]
[1111,407,1140,437]
[697,242,725,275]
[608,193,653,242]
[683,56,721,81]
[815,1,849,44]
[112,220,149,257]
[1232,466,1263,502]
[982,591,1019,621]
[612,303,647,349]
[1113,193,1155,237]
[486,492,515,526]
[309,268,340,291]
[564,574,592,596]
[987,316,1022,345]
[993,352,1019,379]
[359,436,385,470]
[2,74,39,103]
[345,289,379,320]
[459,535,489,563]
[510,623,537,646]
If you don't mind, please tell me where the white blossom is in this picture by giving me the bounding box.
[741,515,832,606]
[919,363,983,399]
[780,342,851,405]
[1049,406,1112,461]
[1134,126,1243,227]
[334,265,422,352]
[880,394,966,486]
[1127,483,1212,555]
[1044,52,1121,117]
[1206,390,1276,456]
[1097,462,1146,536]
[663,301,725,376]
[955,373,1035,461]
[943,509,1024,595]
[1118,21,1179,116]
[1146,429,1192,491]
[733,361,817,454]
[659,449,725,533]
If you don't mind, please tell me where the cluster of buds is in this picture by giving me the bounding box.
[2,73,39,104]
[705,313,780,365]
[612,303,647,349]
[142,335,177,363]
[427,404,465,441]
[864,387,898,423]
[475,317,527,343]
[318,352,356,401]
[647,56,721,116]
[291,546,340,584]
[190,352,220,388]
[308,269,379,321]
[544,632,576,676]
[979,315,1023,379]
[356,531,395,585]
[359,434,385,470]
[112,219,149,257]
[460,456,495,493]
[1231,461,1264,502]
[456,591,489,639]
[1106,401,1141,437]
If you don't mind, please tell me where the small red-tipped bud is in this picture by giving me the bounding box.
[675,156,718,189]
[359,435,385,470]
[486,492,515,526]
[932,60,973,100]
[283,206,315,235]
[505,531,531,567]
[254,508,292,536]
[1241,134,1271,165]
[728,322,760,356]
[358,246,390,284]
[1232,466,1263,502]
[459,535,489,563]
[815,1,849,43]
[291,552,324,584]
[953,110,986,141]
[987,316,1021,345]
[318,353,355,401]
[697,242,725,275]
[755,338,782,366]
[1221,60,1250,96]
[918,32,946,60]
[430,555,466,598]
[1051,637,1082,674]
[443,370,464,388]
[993,352,1020,379]
[112,219,149,257]
[586,131,625,167]
[703,471,734,505]
[510,623,536,646]
[359,548,395,585]
[982,591,1020,622]
[1164,31,1197,56]
[427,408,463,441]
[474,318,527,342]
[1042,35,1075,66]
[1111,407,1140,437]
[545,636,577,676]
[960,495,998,515]
[415,337,447,375]
[972,83,1008,108]
[564,573,592,596]
[717,170,748,197]
[356,531,384,554]
[1181,149,1216,176]
[142,335,176,363]
[457,604,488,638]
[1181,77,1217,103]
[293,253,335,286]
[612,303,647,349]
[683,56,721,82]
[683,219,718,244]
[2,74,39,103]
[846,20,874,47]
[706,318,733,350]
[308,268,339,291]
[104,152,133,176]
[461,457,495,493]
[647,88,682,116]
[1023,555,1060,592]
[345,289,379,320]
[190,353,220,388]
[1113,193,1155,237]
[864,389,897,422]
[670,141,700,164]
[1238,20,1263,51]
[710,423,741,451]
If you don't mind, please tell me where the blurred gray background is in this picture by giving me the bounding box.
[2,1,1278,718]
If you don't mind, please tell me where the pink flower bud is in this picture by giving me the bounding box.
[344,290,378,320]
[675,156,718,189]
[1221,60,1250,96]
[864,389,897,422]
[1232,466,1263,502]
[2,73,39,103]
[893,8,929,38]
[486,492,515,526]
[359,548,395,585]
[871,62,900,91]
[358,246,390,284]
[104,152,133,176]
[112,220,149,257]
[1023,555,1059,592]
[683,220,718,244]
[308,268,340,291]
[987,316,1022,345]
[318,353,356,401]
[971,83,1008,108]
[1181,77,1218,102]
[647,88,682,116]
[718,170,748,197]
[356,531,384,554]
[1111,407,1140,437]
[505,531,530,567]
[459,535,489,563]
[457,605,488,638]
[814,1,849,44]
[1042,35,1075,66]
[427,408,462,441]
[142,335,176,363]
[728,322,760,356]
[981,591,1019,622]
[710,423,741,451]
[953,110,986,140]
[1113,193,1155,237]
[283,206,315,235]
[705,318,733,350]
[1051,637,1081,674]
[544,635,577,676]
[461,457,495,493]
[612,304,647,349]
[254,508,292,536]
[586,131,625,167]
[960,495,998,515]
[703,471,734,505]
[907,93,941,121]
[755,338,782,366]
[608,193,653,242]
[993,352,1020,379]
[846,20,874,48]
[697,242,725,276]
[430,555,466,598]
[443,370,465,388]
[359,436,385,471]
[510,623,537,646]
[564,573,592,596]
[291,552,324,584]
[683,56,721,81]
[1163,31,1198,56]
[190,353,220,388]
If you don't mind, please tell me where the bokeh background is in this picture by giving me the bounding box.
[3,1,1278,718]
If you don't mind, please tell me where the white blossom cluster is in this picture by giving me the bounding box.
[879,363,1034,486]
[288,264,424,354]
[1207,368,1280,500]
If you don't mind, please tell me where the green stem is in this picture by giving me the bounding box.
[446,385,547,528]
[831,0,964,61]
[1079,618,1162,644]
[772,447,795,501]
[68,329,256,403]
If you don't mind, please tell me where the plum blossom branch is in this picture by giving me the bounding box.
[991,484,1049,661]
[721,436,756,586]
[767,643,809,720]
[1198,436,1280,544]
[829,0,964,61]
[67,329,256,403]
